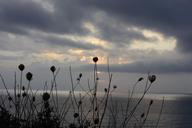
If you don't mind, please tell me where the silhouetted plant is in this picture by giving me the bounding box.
[0,58,164,128]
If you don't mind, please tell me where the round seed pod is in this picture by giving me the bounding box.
[94,118,99,124]
[22,92,27,97]
[138,77,144,82]
[113,85,117,89]
[50,66,56,73]
[42,92,50,101]
[32,96,36,102]
[8,96,12,101]
[79,73,82,78]
[149,100,154,106]
[93,57,98,63]
[148,75,156,83]
[73,113,79,118]
[18,64,25,71]
[141,113,145,118]
[26,72,33,81]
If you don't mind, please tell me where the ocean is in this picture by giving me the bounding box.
[1,90,192,128]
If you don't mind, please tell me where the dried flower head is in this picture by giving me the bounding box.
[50,66,56,73]
[18,64,25,71]
[32,96,36,102]
[141,113,145,118]
[113,85,117,89]
[104,88,107,93]
[22,92,27,97]
[22,86,25,91]
[78,100,82,105]
[8,96,12,101]
[149,100,153,106]
[26,72,33,81]
[79,73,82,78]
[94,118,99,124]
[73,113,79,118]
[42,92,50,101]
[148,75,156,83]
[93,57,98,63]
[17,94,21,98]
[138,77,144,82]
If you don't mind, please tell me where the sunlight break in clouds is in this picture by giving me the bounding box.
[62,34,112,49]
[129,28,177,52]
[33,51,67,63]
[83,21,99,34]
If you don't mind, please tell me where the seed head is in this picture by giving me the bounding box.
[22,86,25,91]
[32,96,36,102]
[22,92,27,97]
[141,113,145,118]
[94,118,99,124]
[18,64,25,71]
[79,73,82,78]
[138,77,144,82]
[113,85,117,89]
[42,92,50,101]
[104,88,107,93]
[73,113,79,118]
[93,57,98,63]
[8,96,12,101]
[26,72,33,81]
[149,100,153,106]
[50,66,56,73]
[148,75,156,83]
[78,100,82,105]
[17,94,21,98]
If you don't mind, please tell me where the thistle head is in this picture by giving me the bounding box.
[26,72,33,81]
[113,85,117,89]
[93,57,98,63]
[50,66,56,73]
[149,100,153,106]
[138,77,144,82]
[42,92,50,101]
[18,64,25,71]
[148,75,156,83]
[141,113,145,118]
[73,113,79,118]
[94,118,99,124]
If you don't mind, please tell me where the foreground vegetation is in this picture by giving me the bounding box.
[0,57,164,128]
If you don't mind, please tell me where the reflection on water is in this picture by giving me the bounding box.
[1,90,192,128]
[160,94,192,128]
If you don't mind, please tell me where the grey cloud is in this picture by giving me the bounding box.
[81,0,192,53]
[91,17,148,46]
[0,0,52,32]
[45,36,102,50]
[78,58,192,74]
[0,0,90,35]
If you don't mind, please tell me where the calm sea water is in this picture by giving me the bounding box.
[1,90,192,128]
[154,94,192,128]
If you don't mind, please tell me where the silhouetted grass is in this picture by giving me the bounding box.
[0,57,164,128]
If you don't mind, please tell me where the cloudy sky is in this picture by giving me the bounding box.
[0,0,192,94]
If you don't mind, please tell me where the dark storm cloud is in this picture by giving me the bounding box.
[0,0,90,34]
[81,0,192,53]
[92,19,149,46]
[0,0,52,33]
[0,0,192,73]
[1,0,192,52]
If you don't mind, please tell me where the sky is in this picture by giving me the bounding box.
[0,0,192,94]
